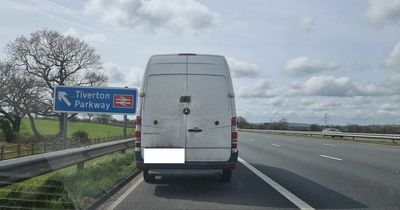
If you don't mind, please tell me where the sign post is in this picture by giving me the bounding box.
[63,113,68,149]
[123,86,128,141]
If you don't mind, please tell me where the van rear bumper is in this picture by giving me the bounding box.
[135,151,238,170]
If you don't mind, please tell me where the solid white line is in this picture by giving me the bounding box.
[108,174,144,210]
[320,155,342,161]
[272,144,280,147]
[323,143,336,147]
[239,157,315,210]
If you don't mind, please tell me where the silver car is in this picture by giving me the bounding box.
[322,128,343,137]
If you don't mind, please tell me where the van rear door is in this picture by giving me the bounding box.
[185,62,232,162]
[141,64,187,149]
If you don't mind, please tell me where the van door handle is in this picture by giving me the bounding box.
[188,127,202,132]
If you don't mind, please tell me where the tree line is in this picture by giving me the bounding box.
[237,116,400,134]
[0,29,108,142]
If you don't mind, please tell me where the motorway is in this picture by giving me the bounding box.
[106,132,400,210]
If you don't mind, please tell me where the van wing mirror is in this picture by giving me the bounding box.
[180,96,191,103]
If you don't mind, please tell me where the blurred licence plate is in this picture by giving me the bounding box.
[144,148,185,164]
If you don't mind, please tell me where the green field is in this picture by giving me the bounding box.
[19,119,134,139]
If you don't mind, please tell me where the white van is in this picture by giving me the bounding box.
[135,54,238,182]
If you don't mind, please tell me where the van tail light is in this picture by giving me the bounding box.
[135,116,141,151]
[231,116,238,152]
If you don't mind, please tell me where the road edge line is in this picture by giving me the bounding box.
[108,173,144,210]
[238,157,315,210]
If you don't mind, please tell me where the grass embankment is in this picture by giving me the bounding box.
[0,119,135,160]
[0,149,136,209]
[19,119,134,139]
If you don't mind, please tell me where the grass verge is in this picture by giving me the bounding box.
[0,149,136,209]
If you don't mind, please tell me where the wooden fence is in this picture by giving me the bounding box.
[0,134,134,161]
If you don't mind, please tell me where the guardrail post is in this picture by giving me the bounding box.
[31,143,34,155]
[0,146,4,160]
[393,139,395,144]
[77,162,84,171]
[121,143,126,154]
[352,136,355,141]
[17,144,21,157]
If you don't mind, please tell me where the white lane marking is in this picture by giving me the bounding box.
[108,174,144,210]
[320,155,342,161]
[323,143,336,147]
[239,157,315,210]
[272,144,280,147]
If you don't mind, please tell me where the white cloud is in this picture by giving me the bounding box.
[308,99,342,111]
[365,0,400,25]
[290,76,391,97]
[379,103,400,110]
[83,33,110,45]
[238,79,279,98]
[227,57,260,78]
[84,0,218,32]
[285,57,339,76]
[63,27,110,45]
[299,17,315,31]
[63,27,79,37]
[129,66,144,87]
[385,41,400,72]
[267,97,284,107]
[390,95,400,102]
[104,63,143,88]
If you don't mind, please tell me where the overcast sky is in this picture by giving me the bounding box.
[1,0,400,125]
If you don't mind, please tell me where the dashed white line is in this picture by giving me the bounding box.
[320,155,342,161]
[239,157,315,210]
[323,143,336,147]
[108,174,144,210]
[272,144,280,147]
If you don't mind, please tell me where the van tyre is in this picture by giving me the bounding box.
[220,169,232,182]
[143,169,156,183]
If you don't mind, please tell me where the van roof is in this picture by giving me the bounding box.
[151,53,224,57]
[149,54,226,65]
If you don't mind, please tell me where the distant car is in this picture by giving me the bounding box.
[322,128,343,137]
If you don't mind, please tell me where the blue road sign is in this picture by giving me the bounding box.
[54,86,137,115]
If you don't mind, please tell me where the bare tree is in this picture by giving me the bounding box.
[6,29,108,135]
[0,61,43,140]
[95,114,113,124]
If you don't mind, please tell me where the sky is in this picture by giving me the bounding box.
[1,0,400,125]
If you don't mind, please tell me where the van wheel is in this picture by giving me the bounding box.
[220,169,232,182]
[143,169,156,183]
